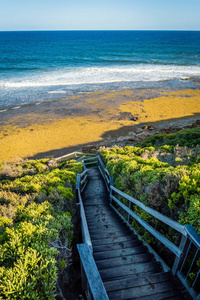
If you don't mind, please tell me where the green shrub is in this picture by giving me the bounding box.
[0,157,82,299]
[101,128,200,236]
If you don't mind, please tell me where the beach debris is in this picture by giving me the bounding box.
[130,115,139,121]
[142,125,154,130]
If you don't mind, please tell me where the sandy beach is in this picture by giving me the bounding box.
[0,88,200,162]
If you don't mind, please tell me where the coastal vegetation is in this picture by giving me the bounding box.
[101,127,200,252]
[0,158,82,299]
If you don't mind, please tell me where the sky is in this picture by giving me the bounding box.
[0,0,200,31]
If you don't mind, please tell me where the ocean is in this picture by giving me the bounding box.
[0,30,200,110]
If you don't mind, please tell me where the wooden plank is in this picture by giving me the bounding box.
[92,234,136,246]
[88,225,134,235]
[89,228,132,237]
[80,174,88,186]
[177,271,198,300]
[86,216,121,223]
[83,156,98,162]
[77,243,109,300]
[108,281,179,300]
[93,246,148,260]
[80,169,88,177]
[111,186,186,235]
[85,211,120,219]
[104,271,172,292]
[85,161,98,166]
[185,224,200,248]
[51,151,77,162]
[90,229,132,239]
[172,234,188,275]
[96,253,153,269]
[93,240,142,253]
[87,218,124,227]
[99,261,161,281]
[76,174,81,190]
[76,155,86,162]
[91,232,132,240]
[111,194,182,258]
[77,189,92,248]
[131,290,182,300]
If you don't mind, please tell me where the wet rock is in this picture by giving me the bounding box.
[191,120,200,127]
[135,128,143,134]
[116,112,134,121]
[136,132,151,140]
[128,132,137,137]
[82,145,98,153]
[142,125,154,130]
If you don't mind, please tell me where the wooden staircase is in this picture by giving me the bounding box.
[81,167,187,299]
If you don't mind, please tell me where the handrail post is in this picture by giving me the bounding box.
[80,261,88,296]
[76,174,81,199]
[128,200,131,223]
[172,233,189,275]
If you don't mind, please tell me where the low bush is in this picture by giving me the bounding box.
[0,158,82,299]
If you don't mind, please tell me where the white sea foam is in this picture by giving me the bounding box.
[1,65,200,88]
[48,90,68,94]
[11,106,21,110]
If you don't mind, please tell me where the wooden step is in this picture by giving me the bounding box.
[93,246,148,260]
[100,261,162,281]
[96,253,153,269]
[90,231,132,240]
[104,271,172,292]
[89,227,129,235]
[86,216,123,225]
[88,220,128,231]
[93,239,142,253]
[91,232,133,241]
[86,213,121,221]
[131,290,182,300]
[87,220,125,229]
[92,234,136,246]
[89,228,132,237]
[108,282,181,300]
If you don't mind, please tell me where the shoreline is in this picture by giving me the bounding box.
[0,88,200,162]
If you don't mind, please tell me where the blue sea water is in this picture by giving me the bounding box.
[0,30,200,110]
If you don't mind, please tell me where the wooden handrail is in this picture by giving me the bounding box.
[111,186,186,235]
[110,194,182,257]
[96,155,200,299]
[49,151,96,164]
[77,244,109,300]
[185,225,200,248]
[77,154,200,299]
[76,169,92,249]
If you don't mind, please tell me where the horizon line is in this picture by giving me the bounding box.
[0,29,200,32]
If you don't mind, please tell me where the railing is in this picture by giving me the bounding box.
[77,244,109,300]
[48,151,96,164]
[76,157,109,300]
[96,155,200,300]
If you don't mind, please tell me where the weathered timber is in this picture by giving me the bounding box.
[77,243,109,300]
[78,166,190,299]
[111,185,186,235]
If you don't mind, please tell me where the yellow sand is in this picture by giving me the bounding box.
[0,117,126,162]
[120,89,200,123]
[0,89,200,162]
